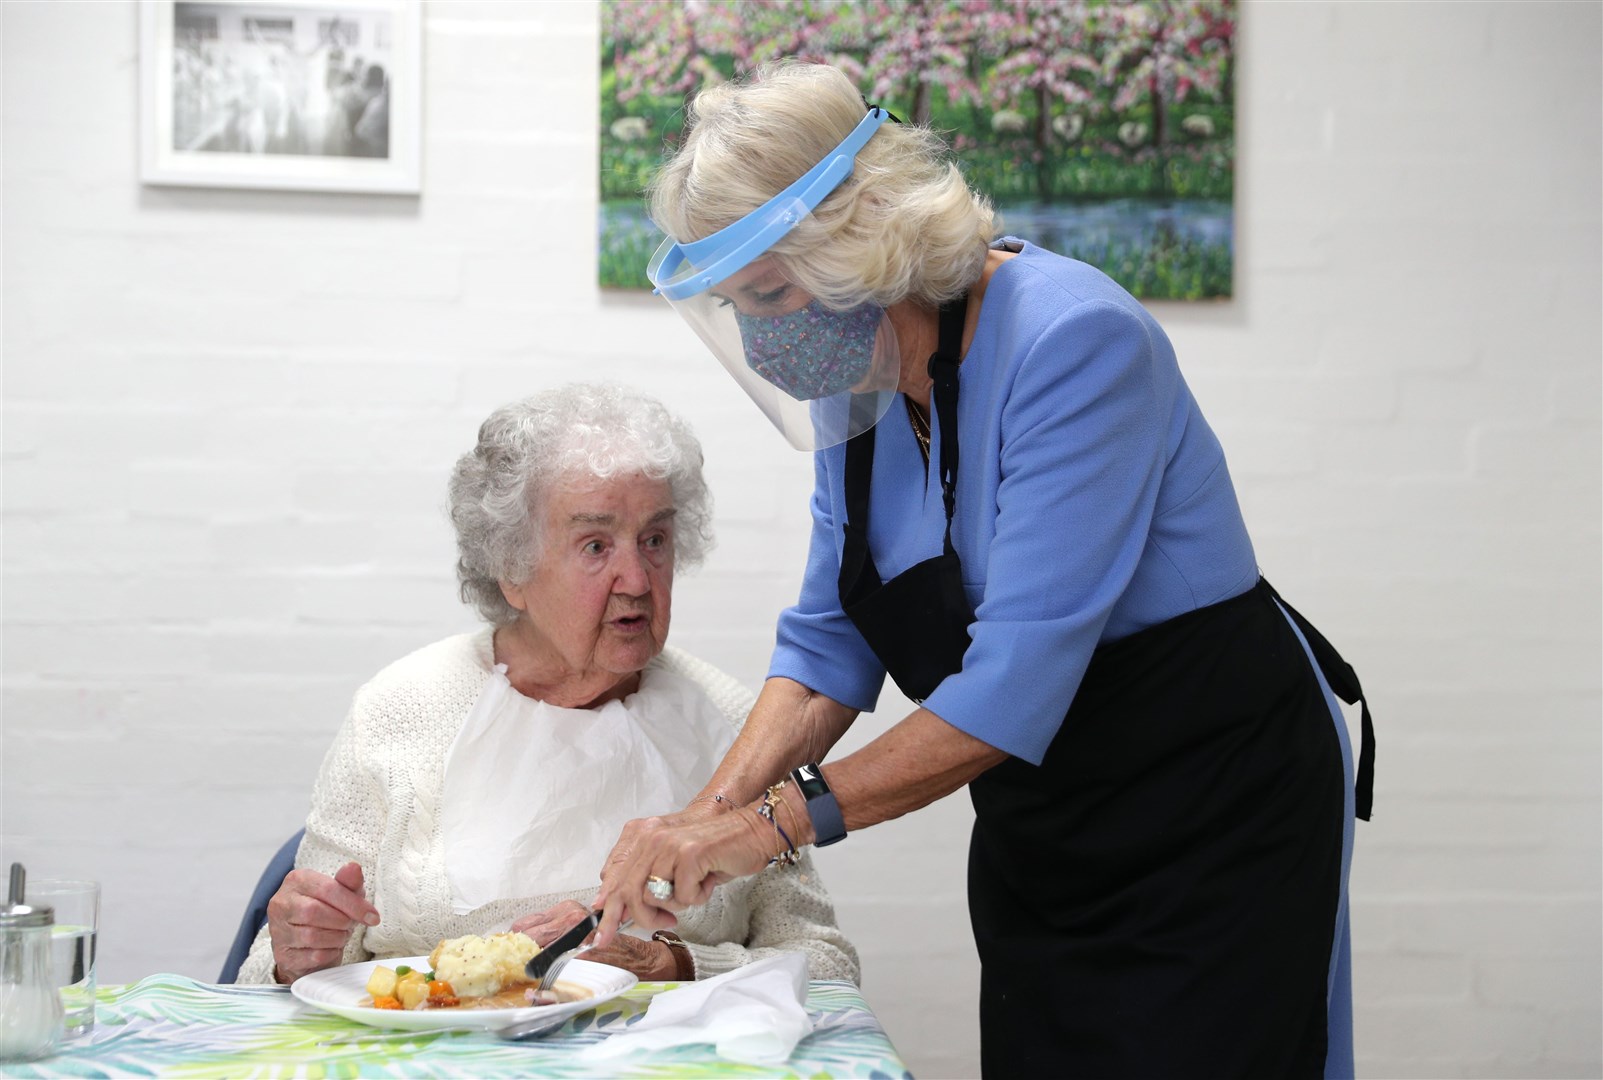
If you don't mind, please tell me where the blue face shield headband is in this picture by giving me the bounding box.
[646,107,904,452]
[649,107,892,302]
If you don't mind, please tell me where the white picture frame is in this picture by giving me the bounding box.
[140,0,422,194]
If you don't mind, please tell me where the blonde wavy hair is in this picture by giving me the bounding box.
[648,60,996,310]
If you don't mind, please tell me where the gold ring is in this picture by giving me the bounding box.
[645,875,674,901]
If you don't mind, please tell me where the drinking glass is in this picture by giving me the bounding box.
[28,880,98,1039]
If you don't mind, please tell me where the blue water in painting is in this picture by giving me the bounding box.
[600,202,664,247]
[994,197,1234,255]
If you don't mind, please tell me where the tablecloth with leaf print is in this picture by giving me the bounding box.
[15,973,914,1078]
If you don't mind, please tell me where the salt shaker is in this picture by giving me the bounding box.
[0,863,63,1063]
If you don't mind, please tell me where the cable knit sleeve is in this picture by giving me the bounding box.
[679,852,861,984]
[234,691,388,985]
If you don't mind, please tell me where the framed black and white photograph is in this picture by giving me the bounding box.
[140,0,422,194]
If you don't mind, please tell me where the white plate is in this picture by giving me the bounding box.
[291,956,638,1032]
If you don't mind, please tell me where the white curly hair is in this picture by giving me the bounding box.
[447,383,714,624]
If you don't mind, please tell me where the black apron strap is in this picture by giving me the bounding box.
[840,422,876,596]
[1265,581,1376,821]
[837,294,975,704]
[841,294,968,598]
[929,297,965,556]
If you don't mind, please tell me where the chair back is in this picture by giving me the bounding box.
[217,829,304,983]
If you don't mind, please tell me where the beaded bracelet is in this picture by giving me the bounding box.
[757,781,801,867]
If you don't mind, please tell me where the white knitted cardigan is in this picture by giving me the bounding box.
[237,629,859,985]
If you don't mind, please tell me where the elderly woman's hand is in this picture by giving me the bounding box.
[592,807,786,947]
[582,931,679,981]
[512,900,678,980]
[509,900,592,947]
[266,862,380,984]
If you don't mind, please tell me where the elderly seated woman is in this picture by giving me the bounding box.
[236,383,858,986]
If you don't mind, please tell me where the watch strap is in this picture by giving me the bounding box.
[791,762,847,846]
[651,930,696,982]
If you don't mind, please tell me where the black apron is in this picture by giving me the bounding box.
[838,299,1374,1079]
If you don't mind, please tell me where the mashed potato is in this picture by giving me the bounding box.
[427,931,540,999]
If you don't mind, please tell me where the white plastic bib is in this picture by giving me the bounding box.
[440,664,735,913]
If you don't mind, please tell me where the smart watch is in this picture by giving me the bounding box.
[790,762,847,847]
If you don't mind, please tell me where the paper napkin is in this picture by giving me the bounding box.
[577,951,812,1065]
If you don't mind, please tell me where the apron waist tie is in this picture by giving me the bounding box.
[1265,580,1376,821]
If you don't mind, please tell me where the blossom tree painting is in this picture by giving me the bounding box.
[600,0,1235,300]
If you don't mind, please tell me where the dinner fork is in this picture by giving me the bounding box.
[522,910,631,993]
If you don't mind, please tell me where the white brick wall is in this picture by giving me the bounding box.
[2,2,1598,1077]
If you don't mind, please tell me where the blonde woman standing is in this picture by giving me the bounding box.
[591,61,1373,1080]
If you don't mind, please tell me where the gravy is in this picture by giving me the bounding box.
[427,980,593,1011]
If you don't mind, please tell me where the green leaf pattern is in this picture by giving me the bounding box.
[14,974,913,1078]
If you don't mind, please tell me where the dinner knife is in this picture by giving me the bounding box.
[523,910,602,982]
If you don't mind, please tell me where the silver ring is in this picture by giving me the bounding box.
[645,875,674,901]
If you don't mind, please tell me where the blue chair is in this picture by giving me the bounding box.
[217,829,304,983]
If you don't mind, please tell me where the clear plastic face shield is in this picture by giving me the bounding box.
[647,108,900,451]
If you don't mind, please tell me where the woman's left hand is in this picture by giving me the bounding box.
[511,899,677,980]
[592,806,786,947]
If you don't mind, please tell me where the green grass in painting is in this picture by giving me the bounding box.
[955,143,1234,202]
[604,142,1233,204]
[598,220,661,290]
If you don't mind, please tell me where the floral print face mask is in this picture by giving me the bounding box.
[735,300,884,401]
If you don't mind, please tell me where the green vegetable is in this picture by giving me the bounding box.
[394,965,411,976]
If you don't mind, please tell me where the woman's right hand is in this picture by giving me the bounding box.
[608,792,731,859]
[266,861,380,984]
[592,805,786,947]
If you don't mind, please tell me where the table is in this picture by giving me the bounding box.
[13,975,914,1078]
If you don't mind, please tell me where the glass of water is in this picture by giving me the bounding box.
[28,881,98,1039]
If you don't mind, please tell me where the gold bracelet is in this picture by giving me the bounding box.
[768,788,802,847]
[757,781,801,866]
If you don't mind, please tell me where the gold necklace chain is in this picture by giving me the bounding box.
[905,397,931,463]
